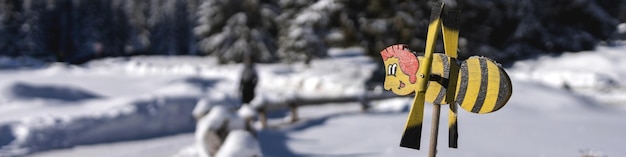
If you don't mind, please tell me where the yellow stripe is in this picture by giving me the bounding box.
[442,9,460,58]
[425,55,444,104]
[405,93,425,129]
[442,27,459,58]
[460,59,481,111]
[448,104,457,126]
[479,61,501,113]
[454,68,463,104]
[447,103,458,148]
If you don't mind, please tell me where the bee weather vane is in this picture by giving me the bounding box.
[380,2,513,157]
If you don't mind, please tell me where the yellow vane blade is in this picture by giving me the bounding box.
[442,9,461,58]
[448,101,459,148]
[400,2,444,150]
[400,93,425,149]
[447,58,460,148]
[442,9,461,148]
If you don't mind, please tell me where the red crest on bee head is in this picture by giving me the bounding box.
[380,44,420,84]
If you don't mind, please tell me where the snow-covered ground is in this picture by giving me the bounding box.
[1,45,625,157]
[509,45,626,107]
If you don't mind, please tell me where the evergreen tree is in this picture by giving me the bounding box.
[195,0,278,63]
[0,0,621,65]
[122,0,151,55]
[0,0,23,57]
[276,0,341,63]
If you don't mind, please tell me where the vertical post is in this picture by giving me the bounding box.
[359,93,370,113]
[429,104,442,157]
[289,103,299,123]
[259,108,267,128]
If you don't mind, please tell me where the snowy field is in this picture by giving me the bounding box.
[1,45,626,157]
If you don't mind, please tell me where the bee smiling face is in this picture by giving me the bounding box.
[383,57,417,95]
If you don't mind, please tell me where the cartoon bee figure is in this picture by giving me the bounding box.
[380,44,513,150]
[378,3,512,152]
[381,44,512,113]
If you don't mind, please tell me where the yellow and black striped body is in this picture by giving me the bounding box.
[455,57,512,114]
[423,53,458,105]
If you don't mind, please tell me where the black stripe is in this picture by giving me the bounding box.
[442,55,450,80]
[471,58,488,113]
[494,66,512,111]
[434,54,449,104]
[429,2,444,23]
[400,124,422,150]
[443,10,461,32]
[455,61,469,106]
[448,104,458,148]
[446,58,459,103]
[448,121,458,148]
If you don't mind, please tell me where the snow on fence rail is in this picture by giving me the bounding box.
[192,100,262,157]
[250,91,406,128]
[188,90,405,156]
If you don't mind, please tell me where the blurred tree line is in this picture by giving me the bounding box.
[0,0,624,64]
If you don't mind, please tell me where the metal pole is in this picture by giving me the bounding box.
[429,104,442,157]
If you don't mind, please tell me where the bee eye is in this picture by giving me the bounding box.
[389,64,398,76]
[387,63,399,76]
[392,64,397,76]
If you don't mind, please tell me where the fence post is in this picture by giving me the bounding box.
[359,93,370,112]
[289,102,299,123]
[258,108,267,129]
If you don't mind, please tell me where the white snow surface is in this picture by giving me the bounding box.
[215,130,261,157]
[192,98,213,119]
[0,45,624,157]
[509,45,626,106]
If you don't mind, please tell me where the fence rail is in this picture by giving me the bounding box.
[255,91,408,127]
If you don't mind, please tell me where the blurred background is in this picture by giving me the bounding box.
[1,0,626,157]
[0,0,624,65]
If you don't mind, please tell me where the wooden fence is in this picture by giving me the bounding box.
[255,91,408,128]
